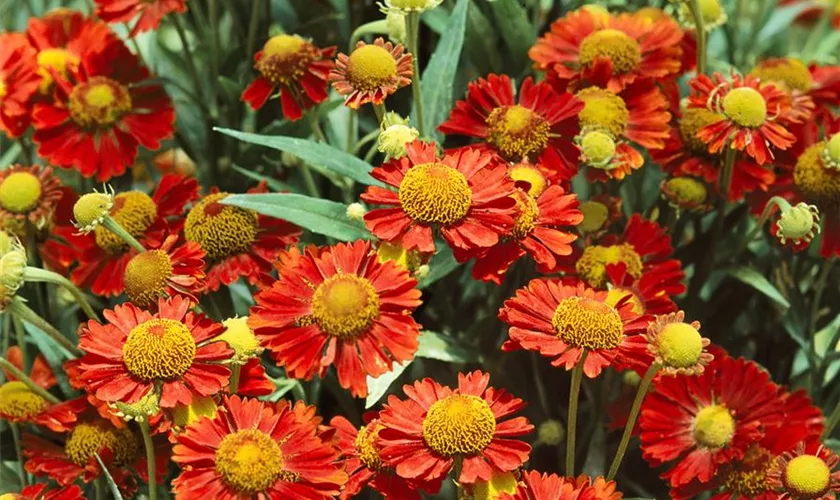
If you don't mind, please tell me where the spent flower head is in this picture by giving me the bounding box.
[72,185,115,233]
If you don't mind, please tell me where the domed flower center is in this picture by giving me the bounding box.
[578,29,641,73]
[422,394,496,456]
[219,317,262,364]
[511,192,540,240]
[777,202,820,244]
[605,287,645,314]
[576,87,629,139]
[122,318,196,381]
[794,141,840,207]
[64,422,139,467]
[184,193,259,262]
[784,455,831,497]
[722,87,767,128]
[0,172,42,214]
[551,296,624,350]
[355,423,385,471]
[123,250,173,308]
[693,405,735,448]
[485,105,551,160]
[751,58,813,93]
[256,35,314,85]
[720,445,774,497]
[823,132,840,170]
[679,108,725,153]
[577,200,609,234]
[663,177,708,207]
[94,191,157,255]
[580,130,617,167]
[346,44,398,92]
[73,192,113,230]
[657,322,704,368]
[311,274,380,339]
[398,162,472,225]
[68,76,132,128]
[36,48,79,92]
[173,395,218,427]
[0,381,47,419]
[215,429,293,494]
[682,0,725,25]
[508,162,548,198]
[575,243,643,288]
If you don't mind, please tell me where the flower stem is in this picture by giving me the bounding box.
[139,420,157,500]
[809,258,835,394]
[102,216,145,253]
[94,477,105,500]
[11,422,27,486]
[372,103,386,125]
[730,196,791,258]
[7,299,83,358]
[245,0,262,58]
[229,364,241,395]
[12,315,29,373]
[687,0,707,74]
[405,12,424,137]
[565,350,588,476]
[172,14,208,105]
[22,267,100,321]
[0,356,60,404]
[607,363,661,480]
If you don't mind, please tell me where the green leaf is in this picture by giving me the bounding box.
[222,193,370,241]
[417,244,459,289]
[417,331,479,362]
[214,127,383,186]
[365,360,411,408]
[0,462,20,494]
[757,2,819,45]
[95,454,125,500]
[24,321,73,395]
[418,0,469,142]
[726,266,790,309]
[231,164,294,192]
[489,0,535,71]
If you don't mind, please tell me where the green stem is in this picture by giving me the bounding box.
[809,259,835,394]
[208,0,220,107]
[11,423,27,486]
[687,0,707,74]
[406,12,424,137]
[0,356,61,404]
[23,267,100,321]
[13,315,28,373]
[172,15,208,105]
[7,299,83,358]
[229,364,241,395]
[607,363,661,480]
[731,196,791,258]
[565,350,588,476]
[139,420,157,500]
[299,165,321,199]
[102,216,145,253]
[245,0,262,58]
[372,103,386,125]
[308,112,328,143]
[94,477,106,500]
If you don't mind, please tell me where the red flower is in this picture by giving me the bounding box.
[123,234,206,308]
[5,484,84,500]
[0,33,40,138]
[0,164,63,234]
[94,0,187,36]
[639,352,785,490]
[330,38,413,109]
[766,442,840,500]
[439,74,582,173]
[172,395,348,499]
[76,296,232,408]
[32,33,175,181]
[499,280,650,378]
[499,470,596,500]
[362,140,517,257]
[242,34,336,120]
[377,370,533,484]
[529,9,683,93]
[250,240,422,398]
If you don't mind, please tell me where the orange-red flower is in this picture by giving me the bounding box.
[243,34,336,120]
[76,296,232,408]
[377,370,533,484]
[250,240,422,398]
[0,33,40,138]
[94,0,187,36]
[172,395,348,499]
[362,140,517,257]
[0,164,63,233]
[3,484,84,500]
[529,9,683,93]
[439,74,583,173]
[498,470,596,500]
[330,37,413,109]
[123,234,206,308]
[766,442,840,500]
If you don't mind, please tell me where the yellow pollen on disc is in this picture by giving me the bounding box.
[679,108,725,153]
[124,250,173,308]
[355,423,385,471]
[578,28,641,73]
[693,405,735,448]
[664,177,708,207]
[0,172,42,214]
[657,322,704,368]
[577,200,609,234]
[264,35,306,58]
[720,446,774,497]
[575,87,629,139]
[508,162,548,198]
[215,429,294,494]
[485,105,551,160]
[184,193,259,262]
[398,162,472,226]
[580,130,617,167]
[575,243,644,288]
[722,87,767,128]
[0,80,6,98]
[0,494,19,500]
[346,44,398,93]
[422,394,496,457]
[122,318,196,381]
[36,48,79,92]
[64,422,139,467]
[173,395,218,427]
[605,287,645,314]
[377,241,422,273]
[73,192,113,230]
[794,141,840,207]
[0,381,47,420]
[94,191,157,255]
[219,317,262,364]
[750,59,813,93]
[551,296,624,350]
[257,35,313,85]
[512,193,539,240]
[472,471,519,500]
[311,274,380,339]
[68,76,132,128]
[784,455,831,497]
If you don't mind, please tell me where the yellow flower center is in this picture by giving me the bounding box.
[0,381,47,420]
[657,322,704,368]
[64,422,139,467]
[219,317,262,364]
[36,48,79,93]
[311,274,380,339]
[73,192,113,230]
[0,80,6,99]
[355,423,385,471]
[605,287,645,314]
[0,172,42,214]
[173,395,218,427]
[398,162,472,225]
[94,191,158,255]
[68,76,132,128]
[184,193,259,262]
[722,87,767,128]
[576,87,629,138]
[122,318,197,381]
[575,243,644,288]
[123,250,173,308]
[663,177,708,207]
[580,130,617,167]
[824,132,840,169]
[508,162,548,198]
[512,193,539,240]
[472,471,519,500]
[784,455,831,497]
[485,105,551,160]
[750,59,813,93]
[681,0,725,25]
[551,296,624,350]
[377,241,421,273]
[578,200,609,234]
[346,44,398,93]
[693,405,735,448]
[256,35,313,86]
[679,108,725,153]
[720,446,774,497]
[215,429,294,494]
[422,394,496,457]
[578,29,641,73]
[794,141,840,207]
